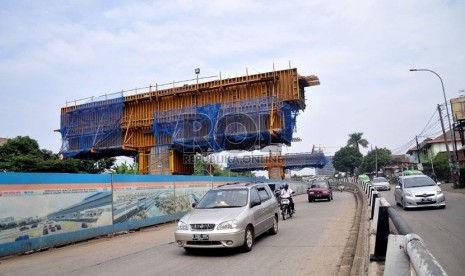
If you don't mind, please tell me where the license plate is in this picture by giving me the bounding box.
[421,198,432,202]
[193,234,209,241]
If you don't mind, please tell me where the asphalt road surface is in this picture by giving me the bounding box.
[379,184,465,276]
[0,192,356,276]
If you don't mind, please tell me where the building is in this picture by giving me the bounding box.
[0,138,8,147]
[407,130,462,165]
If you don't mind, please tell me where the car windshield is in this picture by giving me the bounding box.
[403,177,436,188]
[373,177,387,183]
[196,189,248,209]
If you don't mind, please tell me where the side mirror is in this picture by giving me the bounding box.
[192,202,197,208]
[250,199,261,207]
[437,181,441,186]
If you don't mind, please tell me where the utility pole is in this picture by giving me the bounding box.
[375,146,378,176]
[438,104,455,182]
[416,136,421,163]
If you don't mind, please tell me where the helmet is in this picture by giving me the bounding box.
[283,183,289,189]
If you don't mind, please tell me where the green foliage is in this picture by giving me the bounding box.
[332,146,363,175]
[432,152,450,182]
[360,147,391,174]
[193,154,254,177]
[0,136,115,173]
[113,161,138,174]
[347,132,369,151]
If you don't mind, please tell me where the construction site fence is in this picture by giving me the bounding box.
[0,172,308,257]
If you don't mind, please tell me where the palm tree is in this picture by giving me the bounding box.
[347,132,369,152]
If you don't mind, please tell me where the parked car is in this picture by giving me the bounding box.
[372,176,390,191]
[394,174,445,210]
[358,174,371,184]
[307,180,333,202]
[174,182,279,252]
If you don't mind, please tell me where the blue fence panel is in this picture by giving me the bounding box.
[0,173,112,257]
[0,173,308,257]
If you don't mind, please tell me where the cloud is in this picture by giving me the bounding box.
[1,0,464,158]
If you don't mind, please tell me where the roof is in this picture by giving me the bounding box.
[217,182,261,188]
[407,130,461,153]
[0,138,8,147]
[399,174,429,179]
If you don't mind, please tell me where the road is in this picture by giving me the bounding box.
[0,192,356,276]
[379,184,465,276]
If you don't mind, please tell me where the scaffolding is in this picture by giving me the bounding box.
[60,94,124,158]
[59,67,320,174]
[153,96,298,153]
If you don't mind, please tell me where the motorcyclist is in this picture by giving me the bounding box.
[280,183,295,212]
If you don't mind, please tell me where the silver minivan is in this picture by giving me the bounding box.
[175,182,279,252]
[394,174,446,209]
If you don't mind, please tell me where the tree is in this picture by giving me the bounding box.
[332,146,363,175]
[360,147,391,174]
[347,132,369,152]
[0,136,115,173]
[113,161,138,174]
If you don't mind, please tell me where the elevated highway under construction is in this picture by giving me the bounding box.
[59,66,322,177]
[227,152,328,179]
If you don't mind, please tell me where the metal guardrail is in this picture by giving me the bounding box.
[349,179,448,276]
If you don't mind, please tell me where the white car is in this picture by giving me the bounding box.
[372,177,390,191]
[394,175,446,210]
[174,182,279,252]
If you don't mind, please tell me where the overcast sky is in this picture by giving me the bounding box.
[1,1,464,160]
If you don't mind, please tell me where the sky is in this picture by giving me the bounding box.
[1,1,465,165]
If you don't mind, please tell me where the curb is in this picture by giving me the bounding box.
[336,182,368,276]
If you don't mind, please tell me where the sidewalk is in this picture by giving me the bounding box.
[440,182,465,194]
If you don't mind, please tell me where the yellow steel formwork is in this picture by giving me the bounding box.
[60,68,319,175]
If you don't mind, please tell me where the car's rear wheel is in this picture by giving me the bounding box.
[242,226,254,252]
[269,216,278,235]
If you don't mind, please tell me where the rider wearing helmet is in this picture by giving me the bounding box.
[280,183,295,212]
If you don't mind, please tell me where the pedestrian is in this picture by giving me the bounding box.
[430,172,437,182]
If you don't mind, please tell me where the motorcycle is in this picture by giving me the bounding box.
[280,195,294,220]
[338,184,345,192]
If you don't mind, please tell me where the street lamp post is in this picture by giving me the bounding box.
[410,68,459,185]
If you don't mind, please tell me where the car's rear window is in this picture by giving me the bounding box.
[373,177,387,183]
[196,189,248,208]
[310,181,328,188]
